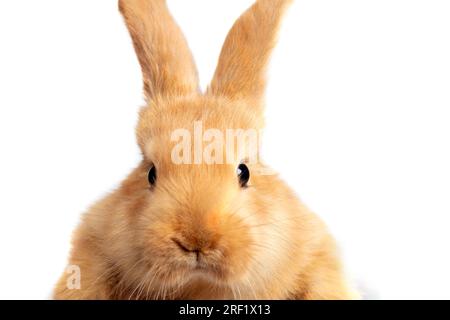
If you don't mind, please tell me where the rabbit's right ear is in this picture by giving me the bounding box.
[119,0,199,102]
[208,0,293,107]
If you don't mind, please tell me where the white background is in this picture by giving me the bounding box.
[0,0,449,299]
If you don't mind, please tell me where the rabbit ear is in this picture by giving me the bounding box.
[119,0,199,101]
[207,0,293,106]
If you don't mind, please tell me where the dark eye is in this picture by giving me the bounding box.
[237,163,250,187]
[148,166,157,186]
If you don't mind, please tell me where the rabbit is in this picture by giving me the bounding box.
[53,0,358,300]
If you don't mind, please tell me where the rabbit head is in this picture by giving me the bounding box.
[113,0,294,297]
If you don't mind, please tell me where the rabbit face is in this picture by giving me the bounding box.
[129,95,270,287]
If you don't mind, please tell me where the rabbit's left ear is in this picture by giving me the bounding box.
[119,0,199,102]
[207,0,293,108]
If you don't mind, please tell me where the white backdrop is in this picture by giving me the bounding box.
[0,0,449,299]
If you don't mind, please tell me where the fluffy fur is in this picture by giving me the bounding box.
[53,0,358,299]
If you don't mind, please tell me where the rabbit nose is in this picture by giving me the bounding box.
[172,238,201,261]
[171,236,214,260]
[172,238,196,252]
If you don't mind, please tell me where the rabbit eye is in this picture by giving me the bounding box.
[148,166,157,186]
[237,163,250,187]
